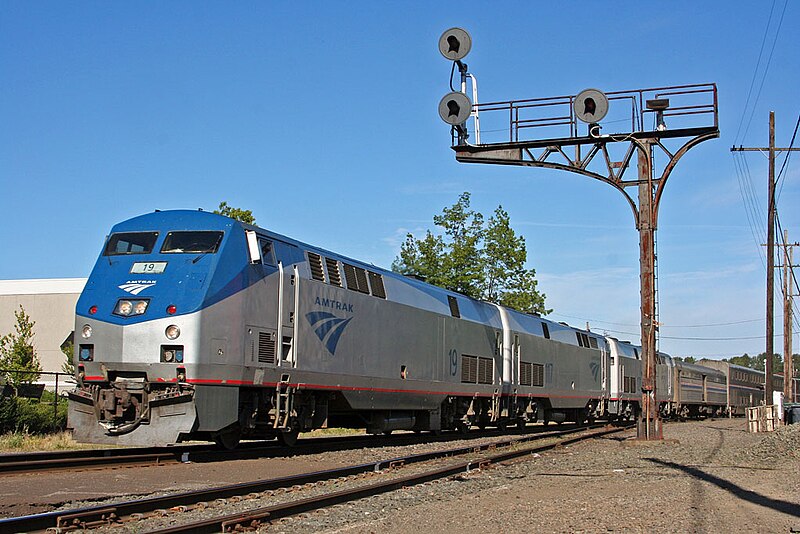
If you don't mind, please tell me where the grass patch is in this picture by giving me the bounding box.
[0,431,104,452]
[303,427,363,437]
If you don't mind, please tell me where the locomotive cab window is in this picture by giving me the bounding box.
[161,231,223,254]
[104,232,159,256]
[259,239,276,266]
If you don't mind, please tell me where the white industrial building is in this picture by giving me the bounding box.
[0,279,87,375]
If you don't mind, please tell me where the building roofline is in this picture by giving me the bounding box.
[0,278,87,296]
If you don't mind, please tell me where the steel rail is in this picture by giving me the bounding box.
[0,424,564,475]
[0,423,627,532]
[0,433,394,474]
[148,425,629,534]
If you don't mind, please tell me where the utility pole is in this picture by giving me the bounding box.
[781,231,799,400]
[731,111,800,405]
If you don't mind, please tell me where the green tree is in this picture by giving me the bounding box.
[725,352,790,373]
[0,305,42,388]
[392,192,548,315]
[726,353,754,368]
[483,206,547,313]
[750,352,782,372]
[213,201,256,225]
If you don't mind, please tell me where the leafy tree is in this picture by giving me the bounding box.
[674,356,696,363]
[0,305,42,388]
[725,353,755,368]
[213,201,256,225]
[484,206,547,313]
[751,352,782,372]
[725,352,795,374]
[392,192,548,315]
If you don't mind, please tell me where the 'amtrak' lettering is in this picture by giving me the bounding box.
[314,296,354,313]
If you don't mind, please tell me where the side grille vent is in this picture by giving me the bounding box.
[478,357,494,385]
[624,376,637,393]
[368,272,386,298]
[343,263,358,290]
[461,354,494,384]
[308,252,325,282]
[448,295,460,318]
[343,263,369,293]
[520,362,532,386]
[326,258,342,287]
[461,355,477,383]
[258,332,276,364]
[355,267,369,293]
[577,332,591,348]
[532,363,544,387]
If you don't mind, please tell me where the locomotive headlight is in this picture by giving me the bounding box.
[114,299,149,317]
[133,300,149,315]
[115,300,133,316]
[81,324,92,339]
[165,325,181,340]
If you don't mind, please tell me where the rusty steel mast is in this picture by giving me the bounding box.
[438,28,719,439]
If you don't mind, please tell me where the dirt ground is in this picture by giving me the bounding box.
[281,418,800,533]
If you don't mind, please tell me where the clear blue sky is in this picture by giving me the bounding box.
[1,2,798,360]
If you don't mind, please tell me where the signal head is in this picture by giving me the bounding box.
[438,27,472,61]
[574,88,609,123]
[438,91,473,126]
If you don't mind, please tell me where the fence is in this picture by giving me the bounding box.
[0,369,75,421]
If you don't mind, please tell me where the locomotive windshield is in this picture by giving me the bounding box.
[104,232,159,256]
[160,231,223,254]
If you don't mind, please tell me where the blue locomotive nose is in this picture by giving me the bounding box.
[76,211,250,324]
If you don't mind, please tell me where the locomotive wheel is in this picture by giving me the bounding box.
[212,423,241,450]
[455,421,470,434]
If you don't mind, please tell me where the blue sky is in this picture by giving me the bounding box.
[1,2,798,360]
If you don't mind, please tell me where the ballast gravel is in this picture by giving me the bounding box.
[272,419,800,533]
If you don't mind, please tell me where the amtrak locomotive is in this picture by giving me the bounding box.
[67,210,799,447]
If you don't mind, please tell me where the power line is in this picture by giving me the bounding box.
[732,152,767,268]
[734,0,778,144]
[600,327,798,342]
[776,112,800,201]
[551,312,765,329]
[738,0,789,144]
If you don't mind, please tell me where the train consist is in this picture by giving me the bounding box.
[67,210,799,447]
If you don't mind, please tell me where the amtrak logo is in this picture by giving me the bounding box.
[118,281,156,295]
[589,360,601,381]
[306,311,353,355]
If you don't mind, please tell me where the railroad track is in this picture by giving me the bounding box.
[0,425,565,475]
[0,434,391,474]
[0,423,631,533]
